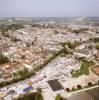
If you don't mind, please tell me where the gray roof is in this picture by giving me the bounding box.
[75,49,89,55]
[48,79,63,92]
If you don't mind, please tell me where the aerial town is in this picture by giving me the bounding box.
[0,17,99,100]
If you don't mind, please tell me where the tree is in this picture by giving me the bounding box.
[0,53,9,65]
[88,82,92,86]
[96,43,99,49]
[55,94,66,100]
[94,37,99,43]
[66,88,70,92]
[77,85,82,89]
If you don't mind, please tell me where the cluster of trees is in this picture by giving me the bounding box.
[94,37,99,43]
[13,68,28,78]
[61,41,81,49]
[67,42,80,49]
[0,71,35,88]
[10,36,21,42]
[0,24,24,32]
[93,37,99,49]
[71,28,88,34]
[0,53,9,65]
[14,91,43,100]
[31,23,55,29]
[0,24,24,37]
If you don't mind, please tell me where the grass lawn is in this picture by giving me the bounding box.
[71,62,89,78]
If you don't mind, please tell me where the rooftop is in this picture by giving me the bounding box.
[48,79,63,92]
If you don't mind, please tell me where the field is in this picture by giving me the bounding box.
[71,62,89,78]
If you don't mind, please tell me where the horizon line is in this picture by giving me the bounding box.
[0,16,99,19]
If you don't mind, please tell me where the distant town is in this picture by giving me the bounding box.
[0,17,99,100]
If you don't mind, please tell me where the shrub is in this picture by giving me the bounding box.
[55,94,66,100]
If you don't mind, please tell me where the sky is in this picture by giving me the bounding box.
[0,0,99,18]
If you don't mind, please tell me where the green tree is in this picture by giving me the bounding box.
[96,43,99,49]
[0,53,9,65]
[15,92,43,100]
[55,94,66,100]
[94,37,99,43]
